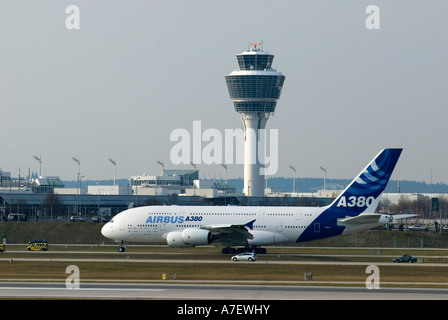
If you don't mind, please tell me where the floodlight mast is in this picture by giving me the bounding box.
[156,161,164,175]
[72,157,80,214]
[108,159,117,186]
[320,167,327,191]
[221,164,228,182]
[289,165,296,194]
[33,155,42,177]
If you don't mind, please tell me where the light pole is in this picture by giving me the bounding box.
[108,158,117,186]
[289,165,296,194]
[221,164,228,182]
[72,157,80,215]
[80,174,84,219]
[96,181,100,216]
[156,161,164,175]
[320,166,327,191]
[33,155,42,177]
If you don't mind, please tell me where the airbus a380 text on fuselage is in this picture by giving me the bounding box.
[102,149,413,253]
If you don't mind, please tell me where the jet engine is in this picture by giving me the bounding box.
[166,229,213,248]
[247,230,288,246]
[181,228,213,245]
[166,231,189,248]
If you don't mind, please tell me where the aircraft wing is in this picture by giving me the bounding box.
[201,219,255,245]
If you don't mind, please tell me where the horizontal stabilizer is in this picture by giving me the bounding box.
[338,213,417,229]
[338,214,383,225]
[391,214,418,222]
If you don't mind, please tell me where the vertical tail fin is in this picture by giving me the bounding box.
[329,148,402,216]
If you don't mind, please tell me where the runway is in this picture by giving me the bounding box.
[1,282,448,300]
[1,256,447,267]
[2,245,448,300]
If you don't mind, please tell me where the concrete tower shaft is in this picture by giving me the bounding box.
[225,44,285,197]
[240,112,269,197]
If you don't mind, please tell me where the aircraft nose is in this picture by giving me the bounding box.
[101,222,113,239]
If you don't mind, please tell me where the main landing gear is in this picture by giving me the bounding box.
[221,246,267,254]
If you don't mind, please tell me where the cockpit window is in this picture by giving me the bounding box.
[110,219,114,223]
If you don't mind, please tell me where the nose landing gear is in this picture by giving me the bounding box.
[118,241,126,252]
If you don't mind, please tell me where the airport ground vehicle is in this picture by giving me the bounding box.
[29,239,47,244]
[393,254,417,263]
[231,252,257,261]
[407,225,428,231]
[7,213,27,221]
[27,242,48,251]
[70,216,85,222]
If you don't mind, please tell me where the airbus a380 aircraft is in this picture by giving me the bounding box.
[102,148,413,254]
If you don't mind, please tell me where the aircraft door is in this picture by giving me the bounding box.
[277,221,283,232]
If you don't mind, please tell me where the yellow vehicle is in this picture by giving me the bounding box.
[0,244,5,252]
[26,242,48,251]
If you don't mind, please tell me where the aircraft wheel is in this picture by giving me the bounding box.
[222,247,237,254]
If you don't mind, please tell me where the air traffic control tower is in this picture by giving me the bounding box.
[225,43,285,197]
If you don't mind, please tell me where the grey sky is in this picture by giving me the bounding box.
[1,1,447,184]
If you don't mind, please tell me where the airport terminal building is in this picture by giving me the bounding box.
[0,170,445,223]
[0,169,333,222]
[0,169,241,221]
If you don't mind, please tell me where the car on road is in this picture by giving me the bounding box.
[393,254,417,263]
[92,216,110,223]
[70,216,85,222]
[407,225,428,231]
[231,252,257,262]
